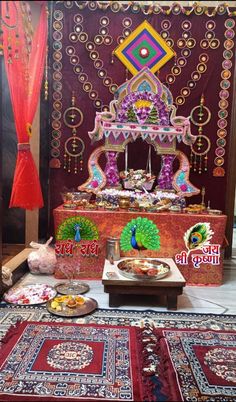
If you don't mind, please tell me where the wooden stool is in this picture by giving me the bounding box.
[102,258,186,310]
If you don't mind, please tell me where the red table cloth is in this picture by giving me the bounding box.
[53,206,227,285]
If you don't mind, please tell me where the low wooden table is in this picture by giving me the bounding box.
[102,258,186,310]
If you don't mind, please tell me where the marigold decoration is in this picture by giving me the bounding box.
[114,20,175,75]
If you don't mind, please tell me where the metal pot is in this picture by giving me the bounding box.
[106,237,120,261]
[118,196,130,209]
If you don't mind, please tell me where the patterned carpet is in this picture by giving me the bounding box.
[1,302,236,339]
[1,304,236,401]
[0,321,142,401]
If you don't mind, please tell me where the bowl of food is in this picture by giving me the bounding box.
[117,259,170,280]
[61,191,92,207]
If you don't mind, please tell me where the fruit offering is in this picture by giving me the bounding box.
[50,295,85,311]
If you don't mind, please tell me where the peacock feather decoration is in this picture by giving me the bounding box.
[120,217,160,252]
[56,216,99,242]
[184,222,214,255]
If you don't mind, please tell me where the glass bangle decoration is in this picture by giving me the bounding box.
[213,18,235,177]
[190,94,211,174]
[63,92,85,174]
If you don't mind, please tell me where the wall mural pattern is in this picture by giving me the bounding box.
[49,1,236,212]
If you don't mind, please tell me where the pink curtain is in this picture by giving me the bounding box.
[2,1,47,209]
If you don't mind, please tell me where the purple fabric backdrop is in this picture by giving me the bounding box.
[49,3,236,218]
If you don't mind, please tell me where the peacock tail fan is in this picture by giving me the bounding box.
[120,217,160,252]
[184,222,214,253]
[56,216,99,241]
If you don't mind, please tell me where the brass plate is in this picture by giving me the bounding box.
[47,296,97,317]
[55,281,90,295]
[117,259,170,280]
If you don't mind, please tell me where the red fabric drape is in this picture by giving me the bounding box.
[2,1,47,209]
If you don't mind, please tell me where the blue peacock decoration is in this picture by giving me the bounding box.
[120,217,160,252]
[56,216,99,242]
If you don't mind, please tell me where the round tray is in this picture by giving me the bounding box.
[3,284,57,305]
[47,296,97,317]
[55,281,90,295]
[117,259,170,280]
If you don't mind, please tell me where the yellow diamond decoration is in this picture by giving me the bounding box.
[114,20,175,75]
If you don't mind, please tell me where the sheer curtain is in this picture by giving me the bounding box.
[2,1,47,209]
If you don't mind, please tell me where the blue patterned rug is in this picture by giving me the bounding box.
[1,303,236,340]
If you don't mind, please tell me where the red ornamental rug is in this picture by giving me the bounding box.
[0,322,143,401]
[137,327,236,401]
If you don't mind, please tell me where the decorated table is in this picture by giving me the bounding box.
[54,205,227,286]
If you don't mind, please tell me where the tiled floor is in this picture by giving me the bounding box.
[14,257,236,316]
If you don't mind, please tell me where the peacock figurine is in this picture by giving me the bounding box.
[120,217,160,253]
[184,222,213,254]
[56,216,99,242]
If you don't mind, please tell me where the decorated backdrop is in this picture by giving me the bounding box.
[49,2,236,214]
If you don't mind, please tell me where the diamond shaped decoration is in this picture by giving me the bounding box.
[114,20,175,75]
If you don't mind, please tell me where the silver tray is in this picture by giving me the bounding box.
[3,284,57,305]
[47,296,97,317]
[117,259,170,280]
[55,281,90,295]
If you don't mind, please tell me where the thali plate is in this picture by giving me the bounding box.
[47,296,98,317]
[55,281,90,295]
[3,284,57,305]
[117,259,170,280]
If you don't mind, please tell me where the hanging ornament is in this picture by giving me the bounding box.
[190,94,211,174]
[63,92,85,174]
[114,20,175,75]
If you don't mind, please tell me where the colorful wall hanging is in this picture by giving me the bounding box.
[49,2,236,214]
[62,92,85,174]
[114,20,175,75]
[78,67,199,197]
[190,94,211,174]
